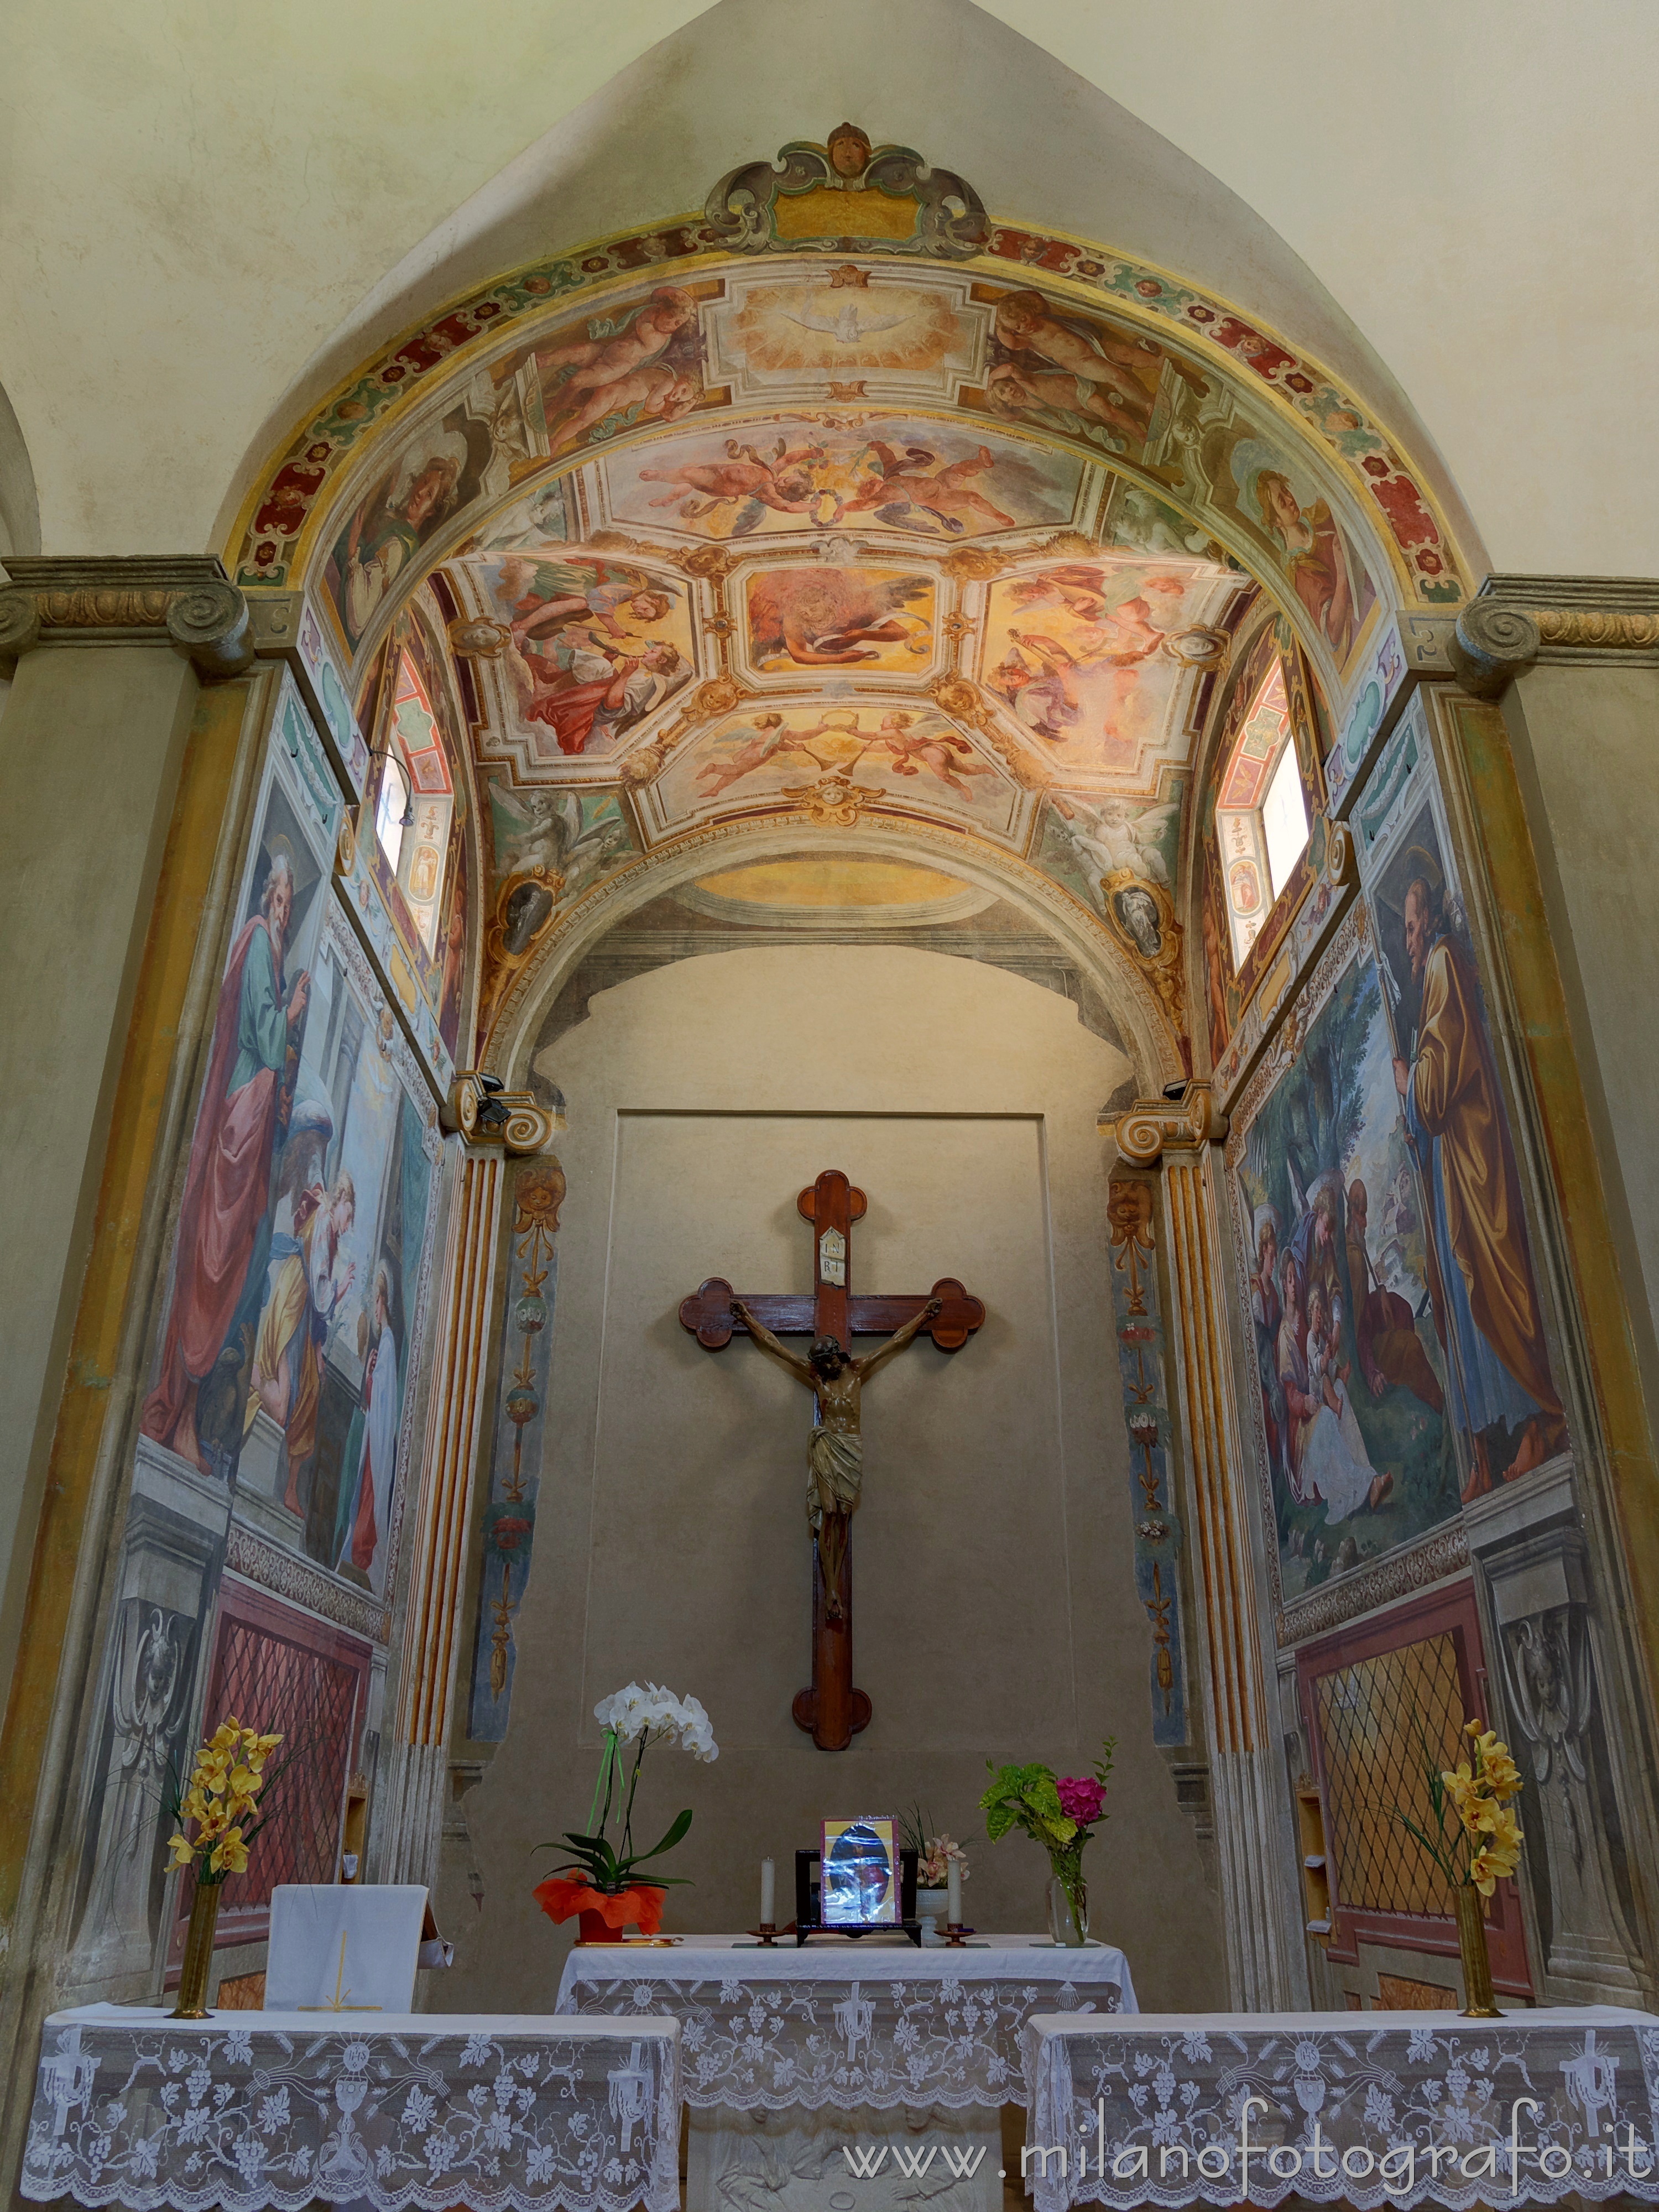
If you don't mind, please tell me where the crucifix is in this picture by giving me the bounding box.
[679,1169,984,1750]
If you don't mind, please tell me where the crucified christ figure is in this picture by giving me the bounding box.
[730,1295,942,1619]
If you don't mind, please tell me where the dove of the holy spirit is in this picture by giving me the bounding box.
[784,296,913,346]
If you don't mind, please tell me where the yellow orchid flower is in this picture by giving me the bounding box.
[1486,1804,1524,1854]
[210,1721,241,1753]
[1480,1747,1522,1798]
[1469,1797,1523,1846]
[208,1829,249,1876]
[1442,1764,1481,1824]
[229,1765,261,1801]
[1468,1853,1504,1898]
[165,1830,196,1869]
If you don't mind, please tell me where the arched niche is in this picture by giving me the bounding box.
[486,816,1187,1097]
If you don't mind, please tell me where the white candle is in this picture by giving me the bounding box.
[947,1858,963,1927]
[761,1857,776,1926]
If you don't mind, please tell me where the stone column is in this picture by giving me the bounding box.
[64,1442,232,1990]
[1449,583,1659,1478]
[1441,582,1659,2001]
[1465,1462,1646,2001]
[1116,1086,1305,2009]
[0,559,251,1717]
[373,1086,557,1890]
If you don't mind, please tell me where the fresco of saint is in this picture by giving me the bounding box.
[1390,871,1565,1494]
[140,839,311,1472]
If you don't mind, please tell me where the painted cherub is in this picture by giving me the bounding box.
[638,438,822,527]
[868,713,993,800]
[541,286,694,400]
[836,442,1016,533]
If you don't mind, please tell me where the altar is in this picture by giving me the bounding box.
[557,1932,1136,2212]
[1020,2006,1659,2210]
[20,2005,682,2212]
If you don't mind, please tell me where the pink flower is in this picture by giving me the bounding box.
[1057,1777,1105,1825]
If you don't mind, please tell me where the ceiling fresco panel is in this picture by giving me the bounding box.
[243,132,1477,1085]
[597,416,1089,544]
[643,702,1031,850]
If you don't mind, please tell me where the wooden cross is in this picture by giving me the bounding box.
[679,1169,984,1751]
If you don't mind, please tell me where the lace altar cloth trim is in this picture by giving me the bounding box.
[556,1938,1134,2112]
[21,2009,682,2212]
[1020,2007,1659,2210]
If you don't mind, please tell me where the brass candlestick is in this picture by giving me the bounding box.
[944,1922,972,1947]
[751,1922,780,1947]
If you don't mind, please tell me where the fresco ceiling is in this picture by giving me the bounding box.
[248,136,1462,1080]
[429,411,1245,1056]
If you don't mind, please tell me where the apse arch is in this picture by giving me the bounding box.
[223,143,1477,1114]
[233,220,1451,704]
[487,814,1186,1095]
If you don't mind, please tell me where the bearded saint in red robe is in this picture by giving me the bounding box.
[140,848,310,1470]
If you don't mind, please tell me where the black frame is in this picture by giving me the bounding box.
[794,1845,921,1946]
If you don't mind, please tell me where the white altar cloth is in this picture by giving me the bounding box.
[555,1934,1136,2110]
[20,2005,681,2212]
[1020,2006,1659,2211]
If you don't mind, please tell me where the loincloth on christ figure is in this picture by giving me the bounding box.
[807,1426,863,1529]
[807,1427,862,1618]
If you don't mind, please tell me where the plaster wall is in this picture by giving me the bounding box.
[0,645,199,1704]
[447,942,1224,2010]
[4,0,1655,573]
[1501,661,1659,1416]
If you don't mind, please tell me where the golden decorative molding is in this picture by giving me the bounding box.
[926,672,1055,789]
[35,587,173,627]
[1108,1081,1228,1165]
[0,556,253,680]
[396,1152,505,1749]
[780,771,886,827]
[1160,1149,1298,2004]
[443,1071,560,1154]
[1534,608,1659,651]
[1452,577,1659,693]
[1100,869,1186,1032]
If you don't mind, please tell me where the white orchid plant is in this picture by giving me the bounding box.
[541,1681,718,1898]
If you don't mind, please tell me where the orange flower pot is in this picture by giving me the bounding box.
[534,1875,665,1940]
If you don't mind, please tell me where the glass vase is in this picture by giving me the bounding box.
[171,1880,222,2018]
[1048,1873,1089,1947]
[1454,1881,1501,2017]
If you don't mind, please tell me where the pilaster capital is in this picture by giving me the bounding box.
[0,555,253,681]
[1104,1080,1228,1166]
[1451,575,1659,696]
[442,1071,559,1155]
[1448,598,1541,698]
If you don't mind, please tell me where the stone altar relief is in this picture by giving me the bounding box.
[444,945,1223,2012]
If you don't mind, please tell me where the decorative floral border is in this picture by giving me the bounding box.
[228,218,1467,611]
[1105,1177,1189,1744]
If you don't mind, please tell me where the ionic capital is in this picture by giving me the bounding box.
[0,555,253,680]
[1448,599,1541,699]
[1105,1081,1229,1166]
[1451,575,1659,696]
[443,1072,559,1155]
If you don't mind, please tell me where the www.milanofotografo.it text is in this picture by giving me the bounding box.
[839,2097,1658,2196]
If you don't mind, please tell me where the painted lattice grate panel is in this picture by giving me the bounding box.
[185,1617,359,1911]
[1314,1630,1467,1918]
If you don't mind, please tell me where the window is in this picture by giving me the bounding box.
[373,650,454,954]
[374,755,410,875]
[1261,739,1310,898]
[1213,662,1311,964]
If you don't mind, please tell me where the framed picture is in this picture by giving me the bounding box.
[820,1817,900,1927]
